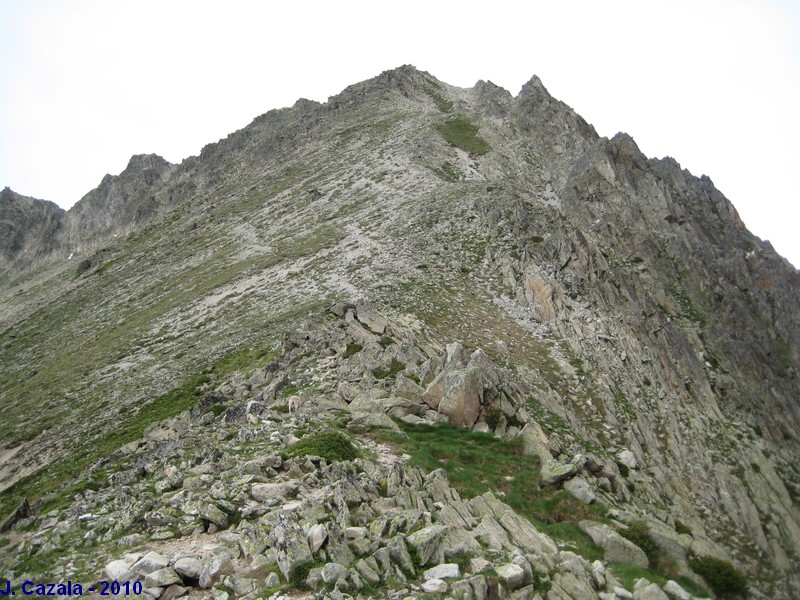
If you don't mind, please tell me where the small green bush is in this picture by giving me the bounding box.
[688,555,748,598]
[675,519,692,535]
[372,358,406,380]
[616,460,630,477]
[619,520,659,567]
[286,431,359,463]
[206,404,227,417]
[343,343,363,358]
[484,405,503,430]
[289,560,321,588]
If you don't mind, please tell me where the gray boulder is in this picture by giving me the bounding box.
[270,514,313,581]
[580,521,648,568]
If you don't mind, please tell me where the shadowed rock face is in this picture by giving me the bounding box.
[0,65,798,597]
[0,187,64,267]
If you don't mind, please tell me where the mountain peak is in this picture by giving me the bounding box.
[0,67,798,598]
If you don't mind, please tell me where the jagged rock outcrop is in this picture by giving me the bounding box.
[0,187,64,271]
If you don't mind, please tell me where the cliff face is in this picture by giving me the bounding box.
[0,187,64,272]
[0,66,798,597]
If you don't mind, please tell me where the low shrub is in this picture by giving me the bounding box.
[286,431,359,463]
[619,520,658,567]
[343,343,363,358]
[688,555,748,598]
[675,519,692,535]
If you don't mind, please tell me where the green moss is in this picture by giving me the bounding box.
[431,162,460,183]
[435,115,490,156]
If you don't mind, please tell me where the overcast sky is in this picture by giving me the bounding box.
[1,0,799,267]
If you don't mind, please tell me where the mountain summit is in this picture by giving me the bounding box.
[1,66,798,598]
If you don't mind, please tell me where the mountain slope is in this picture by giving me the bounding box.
[0,65,798,598]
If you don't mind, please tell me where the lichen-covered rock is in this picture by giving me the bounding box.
[307,523,328,553]
[270,514,313,581]
[251,482,297,502]
[407,524,448,566]
[144,567,182,588]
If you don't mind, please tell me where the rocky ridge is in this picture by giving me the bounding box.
[3,304,719,600]
[0,66,798,597]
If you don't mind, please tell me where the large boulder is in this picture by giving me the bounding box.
[422,348,511,429]
[579,521,648,568]
[269,514,313,581]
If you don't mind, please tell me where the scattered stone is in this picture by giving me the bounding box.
[563,476,596,504]
[144,567,182,588]
[322,562,349,583]
[633,581,669,599]
[421,578,448,593]
[307,524,328,553]
[617,450,638,470]
[345,526,368,539]
[251,482,297,502]
[423,563,459,580]
[496,563,526,590]
[131,552,170,576]
[662,580,692,600]
[173,557,203,581]
[105,559,133,580]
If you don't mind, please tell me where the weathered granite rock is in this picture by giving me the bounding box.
[496,563,525,590]
[251,482,297,502]
[421,578,448,593]
[269,514,313,581]
[423,563,460,580]
[131,552,170,576]
[307,523,328,553]
[580,521,648,567]
[173,557,203,581]
[144,567,182,588]
[407,524,448,566]
[564,476,596,504]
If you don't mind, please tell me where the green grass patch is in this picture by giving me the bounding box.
[285,431,359,463]
[375,420,604,559]
[435,115,490,156]
[424,85,453,112]
[619,520,660,567]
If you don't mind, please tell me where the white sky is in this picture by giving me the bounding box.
[1,0,799,267]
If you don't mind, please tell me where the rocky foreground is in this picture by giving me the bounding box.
[2,303,746,600]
